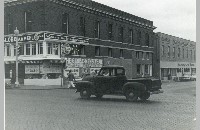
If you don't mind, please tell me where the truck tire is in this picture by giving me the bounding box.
[125,89,138,102]
[139,92,150,100]
[80,88,91,99]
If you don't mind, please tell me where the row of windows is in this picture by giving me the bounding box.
[136,64,152,76]
[161,45,195,59]
[5,11,151,46]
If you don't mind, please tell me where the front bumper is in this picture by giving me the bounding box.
[150,90,164,95]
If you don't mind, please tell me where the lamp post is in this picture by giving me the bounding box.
[14,27,19,87]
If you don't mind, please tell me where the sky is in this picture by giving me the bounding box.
[93,0,196,42]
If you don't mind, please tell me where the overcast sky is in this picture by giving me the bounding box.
[93,0,196,42]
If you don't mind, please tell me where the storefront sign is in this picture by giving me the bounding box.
[177,63,195,67]
[64,68,79,77]
[25,65,40,74]
[65,58,103,68]
[40,64,61,73]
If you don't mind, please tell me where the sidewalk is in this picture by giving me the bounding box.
[5,84,76,90]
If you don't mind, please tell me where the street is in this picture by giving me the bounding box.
[5,81,196,130]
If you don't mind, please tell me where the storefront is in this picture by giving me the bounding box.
[160,61,196,80]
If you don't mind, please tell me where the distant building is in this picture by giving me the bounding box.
[4,0,158,86]
[157,32,196,81]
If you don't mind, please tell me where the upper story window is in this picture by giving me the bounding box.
[136,51,139,59]
[183,48,185,58]
[19,44,24,55]
[172,47,175,58]
[6,45,11,56]
[108,48,112,57]
[25,11,32,32]
[120,49,123,57]
[32,43,36,55]
[62,13,69,34]
[38,43,43,54]
[146,52,149,60]
[5,13,13,34]
[94,20,100,38]
[145,33,150,46]
[95,46,100,56]
[137,64,141,74]
[167,46,170,58]
[161,45,164,56]
[53,44,58,55]
[187,48,188,58]
[178,48,180,58]
[118,26,124,42]
[70,44,85,55]
[26,44,30,55]
[190,50,192,59]
[47,43,53,54]
[80,17,86,36]
[129,29,133,44]
[142,52,145,59]
[108,23,113,40]
[136,30,142,45]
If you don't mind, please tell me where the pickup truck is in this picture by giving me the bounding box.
[75,66,163,102]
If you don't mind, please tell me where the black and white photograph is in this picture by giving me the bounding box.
[3,0,197,130]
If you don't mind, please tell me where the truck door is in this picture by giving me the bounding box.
[112,68,127,91]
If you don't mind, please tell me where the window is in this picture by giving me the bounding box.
[145,33,149,46]
[94,20,100,38]
[173,47,175,58]
[32,43,36,55]
[136,30,141,45]
[70,44,85,55]
[183,48,184,58]
[137,64,141,74]
[5,13,13,34]
[62,13,69,34]
[167,46,170,57]
[161,45,164,56]
[25,11,32,32]
[136,51,139,59]
[118,26,123,42]
[187,48,188,58]
[120,49,123,57]
[95,46,100,56]
[142,52,144,59]
[53,44,58,55]
[108,48,112,57]
[80,17,86,36]
[116,68,125,76]
[146,52,149,60]
[184,68,190,72]
[38,43,43,54]
[19,44,24,55]
[108,23,113,40]
[178,48,180,58]
[26,44,30,55]
[194,50,196,60]
[145,64,149,74]
[48,43,53,54]
[190,50,192,59]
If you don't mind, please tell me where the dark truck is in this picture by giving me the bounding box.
[75,66,163,102]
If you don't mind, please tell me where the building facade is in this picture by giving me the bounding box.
[157,32,196,80]
[4,0,158,86]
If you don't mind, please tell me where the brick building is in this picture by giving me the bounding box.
[4,0,158,86]
[156,32,196,81]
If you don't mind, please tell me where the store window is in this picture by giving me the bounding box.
[80,16,86,36]
[95,46,100,56]
[25,11,32,32]
[184,68,190,72]
[32,43,36,55]
[137,64,141,74]
[62,13,69,34]
[26,44,30,55]
[177,68,181,73]
[38,43,43,54]
[118,26,124,42]
[108,48,112,57]
[108,23,113,40]
[120,49,123,58]
[94,20,100,38]
[48,43,53,54]
[129,29,133,44]
[136,51,139,59]
[145,33,149,46]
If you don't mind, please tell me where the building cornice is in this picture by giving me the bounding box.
[4,0,156,30]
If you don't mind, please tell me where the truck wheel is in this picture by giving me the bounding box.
[80,88,91,99]
[125,89,138,102]
[95,94,103,98]
[139,92,150,100]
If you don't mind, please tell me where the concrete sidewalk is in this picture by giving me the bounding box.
[5,84,76,90]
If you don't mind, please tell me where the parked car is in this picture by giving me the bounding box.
[75,66,163,102]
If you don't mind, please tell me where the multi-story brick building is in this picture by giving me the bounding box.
[4,0,158,86]
[156,32,196,81]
